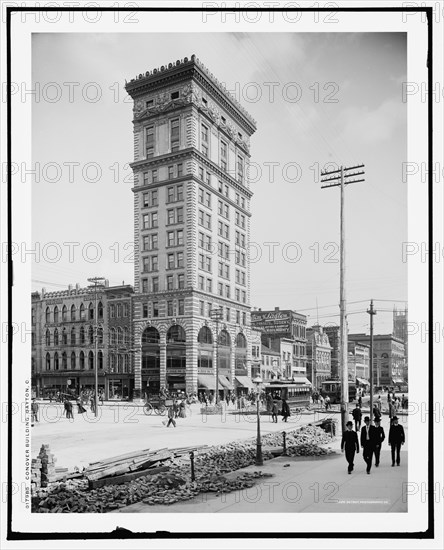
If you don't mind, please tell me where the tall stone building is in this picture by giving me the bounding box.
[306,324,332,389]
[125,55,257,397]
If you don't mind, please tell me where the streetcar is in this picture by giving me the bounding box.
[320,380,356,404]
[263,380,312,410]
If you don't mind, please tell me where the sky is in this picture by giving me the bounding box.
[32,32,407,334]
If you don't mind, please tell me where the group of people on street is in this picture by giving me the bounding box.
[341,407,406,474]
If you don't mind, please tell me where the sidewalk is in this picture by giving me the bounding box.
[116,450,407,514]
[115,413,407,514]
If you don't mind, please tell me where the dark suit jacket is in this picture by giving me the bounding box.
[373,426,385,446]
[389,424,405,445]
[360,425,377,448]
[341,430,359,452]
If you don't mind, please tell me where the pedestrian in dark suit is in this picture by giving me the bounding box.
[351,404,362,431]
[388,416,405,466]
[373,405,382,423]
[166,404,176,427]
[281,399,291,422]
[360,416,377,474]
[341,421,359,473]
[373,417,385,466]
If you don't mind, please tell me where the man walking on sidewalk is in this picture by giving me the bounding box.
[166,404,176,428]
[360,416,377,474]
[341,421,359,474]
[352,403,362,432]
[388,416,405,466]
[373,417,385,467]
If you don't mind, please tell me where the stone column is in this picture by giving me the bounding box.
[159,333,167,389]
[186,324,198,394]
[132,343,142,401]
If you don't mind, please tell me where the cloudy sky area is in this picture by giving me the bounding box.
[32,32,407,333]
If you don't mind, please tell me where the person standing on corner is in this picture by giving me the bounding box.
[341,421,359,474]
[352,403,362,432]
[388,416,405,466]
[360,416,377,474]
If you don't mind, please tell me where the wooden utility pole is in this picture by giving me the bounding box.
[321,164,365,434]
[367,299,377,422]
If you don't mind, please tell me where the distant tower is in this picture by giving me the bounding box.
[126,55,257,398]
[393,305,408,379]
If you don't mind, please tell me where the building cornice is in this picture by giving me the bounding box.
[125,55,256,135]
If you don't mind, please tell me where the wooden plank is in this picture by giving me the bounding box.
[88,448,151,467]
[88,465,170,489]
[86,463,132,481]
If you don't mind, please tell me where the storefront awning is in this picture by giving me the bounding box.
[197,375,216,390]
[356,378,370,386]
[234,376,255,389]
[218,375,233,390]
[292,376,312,386]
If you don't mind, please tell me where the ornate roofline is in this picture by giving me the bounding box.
[125,55,256,136]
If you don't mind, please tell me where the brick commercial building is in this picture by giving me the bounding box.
[31,282,134,399]
[348,333,406,388]
[306,324,332,389]
[125,55,257,397]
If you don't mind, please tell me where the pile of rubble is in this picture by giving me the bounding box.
[32,423,336,513]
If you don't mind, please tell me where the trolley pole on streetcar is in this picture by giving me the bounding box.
[321,164,365,434]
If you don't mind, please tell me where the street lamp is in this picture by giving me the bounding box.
[253,375,263,466]
[87,277,105,417]
[210,307,223,405]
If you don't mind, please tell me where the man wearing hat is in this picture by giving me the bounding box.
[341,421,359,474]
[373,417,385,467]
[360,416,377,474]
[388,416,405,466]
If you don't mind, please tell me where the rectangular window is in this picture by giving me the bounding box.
[198,210,205,226]
[171,91,179,100]
[199,166,204,180]
[205,213,211,229]
[167,300,174,316]
[242,290,246,303]
[200,300,205,316]
[177,185,183,202]
[177,207,184,223]
[168,165,174,179]
[146,126,154,158]
[225,285,230,299]
[152,169,158,183]
[236,310,241,324]
[167,253,175,269]
[177,163,183,177]
[206,278,212,293]
[178,273,185,289]
[206,172,211,185]
[218,282,223,296]
[236,288,240,302]
[226,307,230,322]
[218,200,223,216]
[178,299,184,316]
[198,275,205,290]
[167,187,175,203]
[224,204,229,219]
[177,251,184,268]
[152,277,159,292]
[177,229,184,245]
[171,118,180,152]
[153,302,159,317]
[235,193,240,205]
[142,279,148,293]
[221,141,227,171]
[167,275,174,291]
[205,192,211,207]
[218,180,223,193]
[237,155,244,184]
[167,231,175,247]
[242,312,247,325]
[207,302,212,316]
[143,303,148,318]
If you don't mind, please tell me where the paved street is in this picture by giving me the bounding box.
[31,402,336,471]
